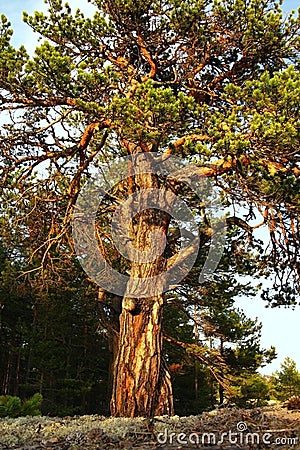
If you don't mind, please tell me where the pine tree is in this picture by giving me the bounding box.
[0,0,299,416]
[0,208,111,415]
[272,357,300,400]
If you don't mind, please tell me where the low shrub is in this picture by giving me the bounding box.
[0,393,43,418]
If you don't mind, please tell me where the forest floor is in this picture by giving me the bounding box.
[0,405,299,450]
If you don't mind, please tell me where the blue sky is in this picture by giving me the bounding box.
[2,0,299,48]
[1,0,299,375]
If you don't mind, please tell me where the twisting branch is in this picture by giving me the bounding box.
[77,119,111,151]
[165,140,300,179]
[1,95,76,108]
[164,334,230,390]
[137,34,157,81]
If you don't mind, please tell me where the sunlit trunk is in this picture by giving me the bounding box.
[110,294,173,417]
[110,166,174,417]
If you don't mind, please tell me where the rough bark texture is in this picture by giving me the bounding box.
[110,295,174,417]
[110,164,174,417]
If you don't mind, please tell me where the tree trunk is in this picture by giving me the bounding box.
[110,294,173,417]
[107,295,121,413]
[3,349,11,395]
[219,337,224,405]
[110,164,174,417]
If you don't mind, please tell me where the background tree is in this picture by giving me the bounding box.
[272,357,300,400]
[232,373,271,407]
[197,289,276,405]
[0,213,111,416]
[0,0,299,416]
[163,228,276,413]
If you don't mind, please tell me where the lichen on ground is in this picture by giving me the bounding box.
[0,406,299,449]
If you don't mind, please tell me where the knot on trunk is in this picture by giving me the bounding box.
[122,297,140,315]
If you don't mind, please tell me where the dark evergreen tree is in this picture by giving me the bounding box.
[163,229,276,413]
[0,228,111,415]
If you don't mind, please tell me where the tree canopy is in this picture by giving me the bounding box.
[1,0,299,301]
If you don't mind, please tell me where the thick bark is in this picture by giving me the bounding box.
[110,165,174,417]
[110,234,174,416]
[110,295,174,417]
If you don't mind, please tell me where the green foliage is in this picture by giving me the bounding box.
[163,233,276,412]
[0,234,110,416]
[0,393,43,418]
[0,396,21,418]
[0,0,298,302]
[223,66,300,158]
[25,41,74,94]
[272,357,300,400]
[231,373,270,407]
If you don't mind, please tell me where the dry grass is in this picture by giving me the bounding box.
[0,405,299,449]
